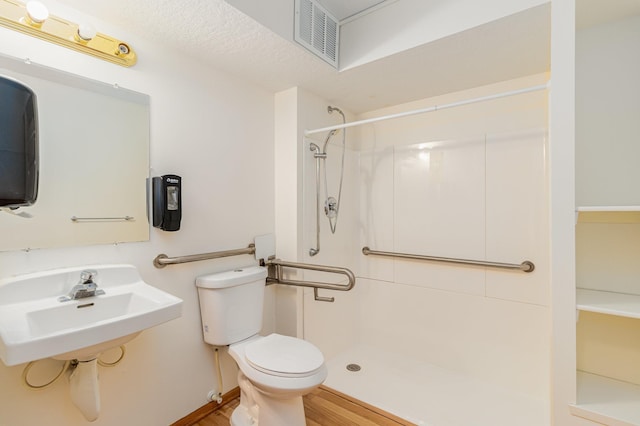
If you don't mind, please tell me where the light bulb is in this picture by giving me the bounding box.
[77,23,97,41]
[25,1,49,24]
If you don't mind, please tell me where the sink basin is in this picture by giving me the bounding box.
[0,264,183,366]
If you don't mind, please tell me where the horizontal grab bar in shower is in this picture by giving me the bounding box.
[265,258,356,302]
[362,247,534,273]
[153,244,256,268]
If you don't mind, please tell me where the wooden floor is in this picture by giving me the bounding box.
[189,386,414,426]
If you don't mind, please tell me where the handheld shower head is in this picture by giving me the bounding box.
[307,103,347,258]
[321,105,346,152]
[327,105,344,118]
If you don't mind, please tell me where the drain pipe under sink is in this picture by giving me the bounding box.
[69,357,100,421]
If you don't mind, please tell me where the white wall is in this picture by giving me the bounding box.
[0,2,275,425]
[548,0,582,424]
[273,87,359,339]
[575,14,640,207]
[301,74,552,403]
[340,0,549,70]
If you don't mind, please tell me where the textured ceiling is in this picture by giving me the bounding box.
[57,0,550,114]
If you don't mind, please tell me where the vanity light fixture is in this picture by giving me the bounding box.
[0,0,137,67]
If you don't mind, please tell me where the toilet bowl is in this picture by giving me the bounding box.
[228,334,327,426]
[230,334,327,395]
[195,267,327,426]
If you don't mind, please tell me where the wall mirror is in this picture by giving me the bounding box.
[0,53,149,251]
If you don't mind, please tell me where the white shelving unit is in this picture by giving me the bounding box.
[576,206,640,224]
[573,5,640,424]
[577,206,640,211]
[577,289,640,319]
[575,206,640,424]
[574,289,640,425]
[571,372,640,426]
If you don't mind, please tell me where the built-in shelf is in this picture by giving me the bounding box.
[577,206,640,211]
[571,371,640,426]
[576,206,640,224]
[577,288,640,319]
[574,209,640,425]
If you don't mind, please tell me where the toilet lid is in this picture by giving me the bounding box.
[244,334,324,378]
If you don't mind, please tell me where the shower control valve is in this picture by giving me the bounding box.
[324,197,338,218]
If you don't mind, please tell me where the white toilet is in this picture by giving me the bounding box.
[196,266,327,426]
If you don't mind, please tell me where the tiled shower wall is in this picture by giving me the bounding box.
[303,73,551,400]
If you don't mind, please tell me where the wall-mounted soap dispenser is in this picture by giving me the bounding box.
[152,175,181,231]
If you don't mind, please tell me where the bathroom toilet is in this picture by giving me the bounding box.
[196,266,327,426]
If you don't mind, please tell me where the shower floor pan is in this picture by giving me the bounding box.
[324,345,549,426]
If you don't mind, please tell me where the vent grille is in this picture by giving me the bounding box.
[295,0,339,68]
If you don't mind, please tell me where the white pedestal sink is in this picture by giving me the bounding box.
[0,264,183,420]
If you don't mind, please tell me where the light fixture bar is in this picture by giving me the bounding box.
[0,0,137,67]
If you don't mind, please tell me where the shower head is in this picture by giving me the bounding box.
[321,130,335,149]
[327,105,344,118]
[321,105,346,152]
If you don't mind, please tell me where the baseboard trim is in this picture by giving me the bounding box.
[319,385,415,426]
[172,384,413,426]
[170,387,240,426]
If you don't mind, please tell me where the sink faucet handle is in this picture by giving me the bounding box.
[79,269,98,284]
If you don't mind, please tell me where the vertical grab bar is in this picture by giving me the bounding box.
[309,143,323,256]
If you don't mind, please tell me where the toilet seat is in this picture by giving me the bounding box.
[244,334,324,378]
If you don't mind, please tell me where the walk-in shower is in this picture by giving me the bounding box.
[300,80,550,425]
[309,105,346,257]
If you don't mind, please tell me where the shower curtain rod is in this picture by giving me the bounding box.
[304,82,549,136]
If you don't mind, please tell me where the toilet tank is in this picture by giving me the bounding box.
[195,266,268,346]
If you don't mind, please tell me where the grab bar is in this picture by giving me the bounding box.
[265,258,356,302]
[71,215,134,222]
[153,244,256,268]
[153,243,356,302]
[309,142,322,257]
[362,246,535,273]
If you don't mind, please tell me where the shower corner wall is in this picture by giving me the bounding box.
[298,90,362,358]
[274,87,360,346]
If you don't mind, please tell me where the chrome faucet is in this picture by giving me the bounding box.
[59,270,105,302]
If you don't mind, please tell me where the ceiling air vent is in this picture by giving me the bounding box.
[294,0,339,68]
